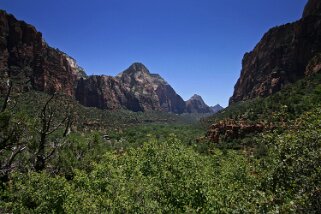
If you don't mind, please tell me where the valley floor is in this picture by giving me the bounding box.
[1,80,321,213]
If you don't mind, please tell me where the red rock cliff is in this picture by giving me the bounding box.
[0,10,84,96]
[230,0,321,104]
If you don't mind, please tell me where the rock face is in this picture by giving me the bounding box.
[230,0,321,104]
[115,63,186,113]
[76,75,141,111]
[305,53,321,76]
[206,120,266,143]
[303,0,321,18]
[76,63,187,113]
[210,104,224,114]
[186,94,213,113]
[0,10,85,96]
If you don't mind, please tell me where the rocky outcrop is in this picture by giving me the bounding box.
[186,94,213,113]
[230,0,321,104]
[63,54,87,80]
[206,120,266,143]
[305,53,321,76]
[0,10,86,96]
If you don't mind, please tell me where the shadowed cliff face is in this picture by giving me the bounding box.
[230,0,321,104]
[303,0,321,18]
[76,75,141,111]
[0,10,85,96]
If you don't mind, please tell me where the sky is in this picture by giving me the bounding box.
[1,0,307,107]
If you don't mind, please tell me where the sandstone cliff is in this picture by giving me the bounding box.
[75,75,141,111]
[230,0,321,104]
[0,10,85,96]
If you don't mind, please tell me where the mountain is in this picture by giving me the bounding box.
[210,104,223,114]
[116,63,186,113]
[76,63,186,113]
[185,94,213,113]
[229,0,321,104]
[0,10,85,96]
[0,10,214,114]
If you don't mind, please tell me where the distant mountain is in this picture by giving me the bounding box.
[230,0,321,104]
[77,63,187,113]
[210,104,223,114]
[116,63,186,113]
[0,10,215,114]
[185,94,213,114]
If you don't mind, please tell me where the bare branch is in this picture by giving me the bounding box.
[6,146,26,167]
[1,80,12,113]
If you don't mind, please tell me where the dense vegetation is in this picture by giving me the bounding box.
[203,72,321,126]
[1,74,321,213]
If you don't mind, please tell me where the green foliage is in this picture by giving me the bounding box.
[1,172,70,213]
[1,74,321,213]
[2,140,262,213]
[1,105,321,212]
[12,91,197,133]
[203,72,321,126]
[258,108,321,212]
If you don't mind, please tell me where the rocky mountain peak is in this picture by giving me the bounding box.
[186,94,213,114]
[122,62,150,75]
[190,94,203,101]
[302,0,321,18]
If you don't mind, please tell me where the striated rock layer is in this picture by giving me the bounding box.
[230,0,321,104]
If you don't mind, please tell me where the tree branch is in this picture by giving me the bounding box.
[1,80,12,113]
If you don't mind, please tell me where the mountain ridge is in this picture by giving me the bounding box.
[0,9,216,114]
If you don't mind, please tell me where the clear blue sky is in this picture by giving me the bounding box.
[1,0,307,107]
